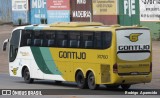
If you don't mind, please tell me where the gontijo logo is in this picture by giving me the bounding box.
[11,68,18,75]
[125,33,142,42]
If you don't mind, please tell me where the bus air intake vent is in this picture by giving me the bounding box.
[101,64,110,83]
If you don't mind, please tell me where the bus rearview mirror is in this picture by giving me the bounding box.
[2,39,9,51]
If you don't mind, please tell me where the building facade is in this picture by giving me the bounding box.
[0,0,12,23]
[0,0,159,40]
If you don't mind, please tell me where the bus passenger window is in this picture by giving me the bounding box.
[102,32,112,49]
[48,39,54,47]
[34,39,43,46]
[94,33,102,49]
[69,32,80,48]
[82,32,93,49]
[27,39,31,46]
[85,41,93,48]
[62,40,67,47]
[33,31,43,47]
[57,31,68,48]
[44,31,56,47]
[20,30,32,46]
[70,40,79,48]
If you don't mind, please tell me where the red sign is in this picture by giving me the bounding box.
[47,0,70,10]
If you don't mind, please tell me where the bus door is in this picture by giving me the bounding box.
[116,28,151,76]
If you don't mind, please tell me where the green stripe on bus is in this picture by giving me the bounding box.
[30,47,52,74]
[39,47,61,75]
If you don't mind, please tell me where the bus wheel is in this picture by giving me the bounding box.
[23,68,34,83]
[121,84,131,90]
[75,71,87,89]
[87,72,98,90]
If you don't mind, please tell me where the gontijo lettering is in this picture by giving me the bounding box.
[59,51,86,59]
[119,45,150,51]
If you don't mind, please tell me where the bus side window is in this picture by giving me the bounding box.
[27,39,31,46]
[57,31,68,48]
[102,32,112,49]
[21,30,32,47]
[48,39,55,47]
[33,31,44,47]
[82,32,94,49]
[69,32,80,48]
[34,39,43,46]
[85,41,93,48]
[94,32,102,49]
[70,40,79,48]
[44,31,56,47]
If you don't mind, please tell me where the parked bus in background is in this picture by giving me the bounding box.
[2,22,152,90]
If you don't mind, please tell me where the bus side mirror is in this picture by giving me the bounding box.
[2,39,9,51]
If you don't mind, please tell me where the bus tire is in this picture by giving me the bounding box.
[75,71,87,89]
[87,72,98,90]
[121,84,131,90]
[23,68,34,83]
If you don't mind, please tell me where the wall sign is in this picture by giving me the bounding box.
[92,0,117,15]
[140,0,160,21]
[12,0,28,11]
[47,0,70,24]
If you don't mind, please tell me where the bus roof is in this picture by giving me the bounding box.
[50,22,103,27]
[13,22,149,32]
